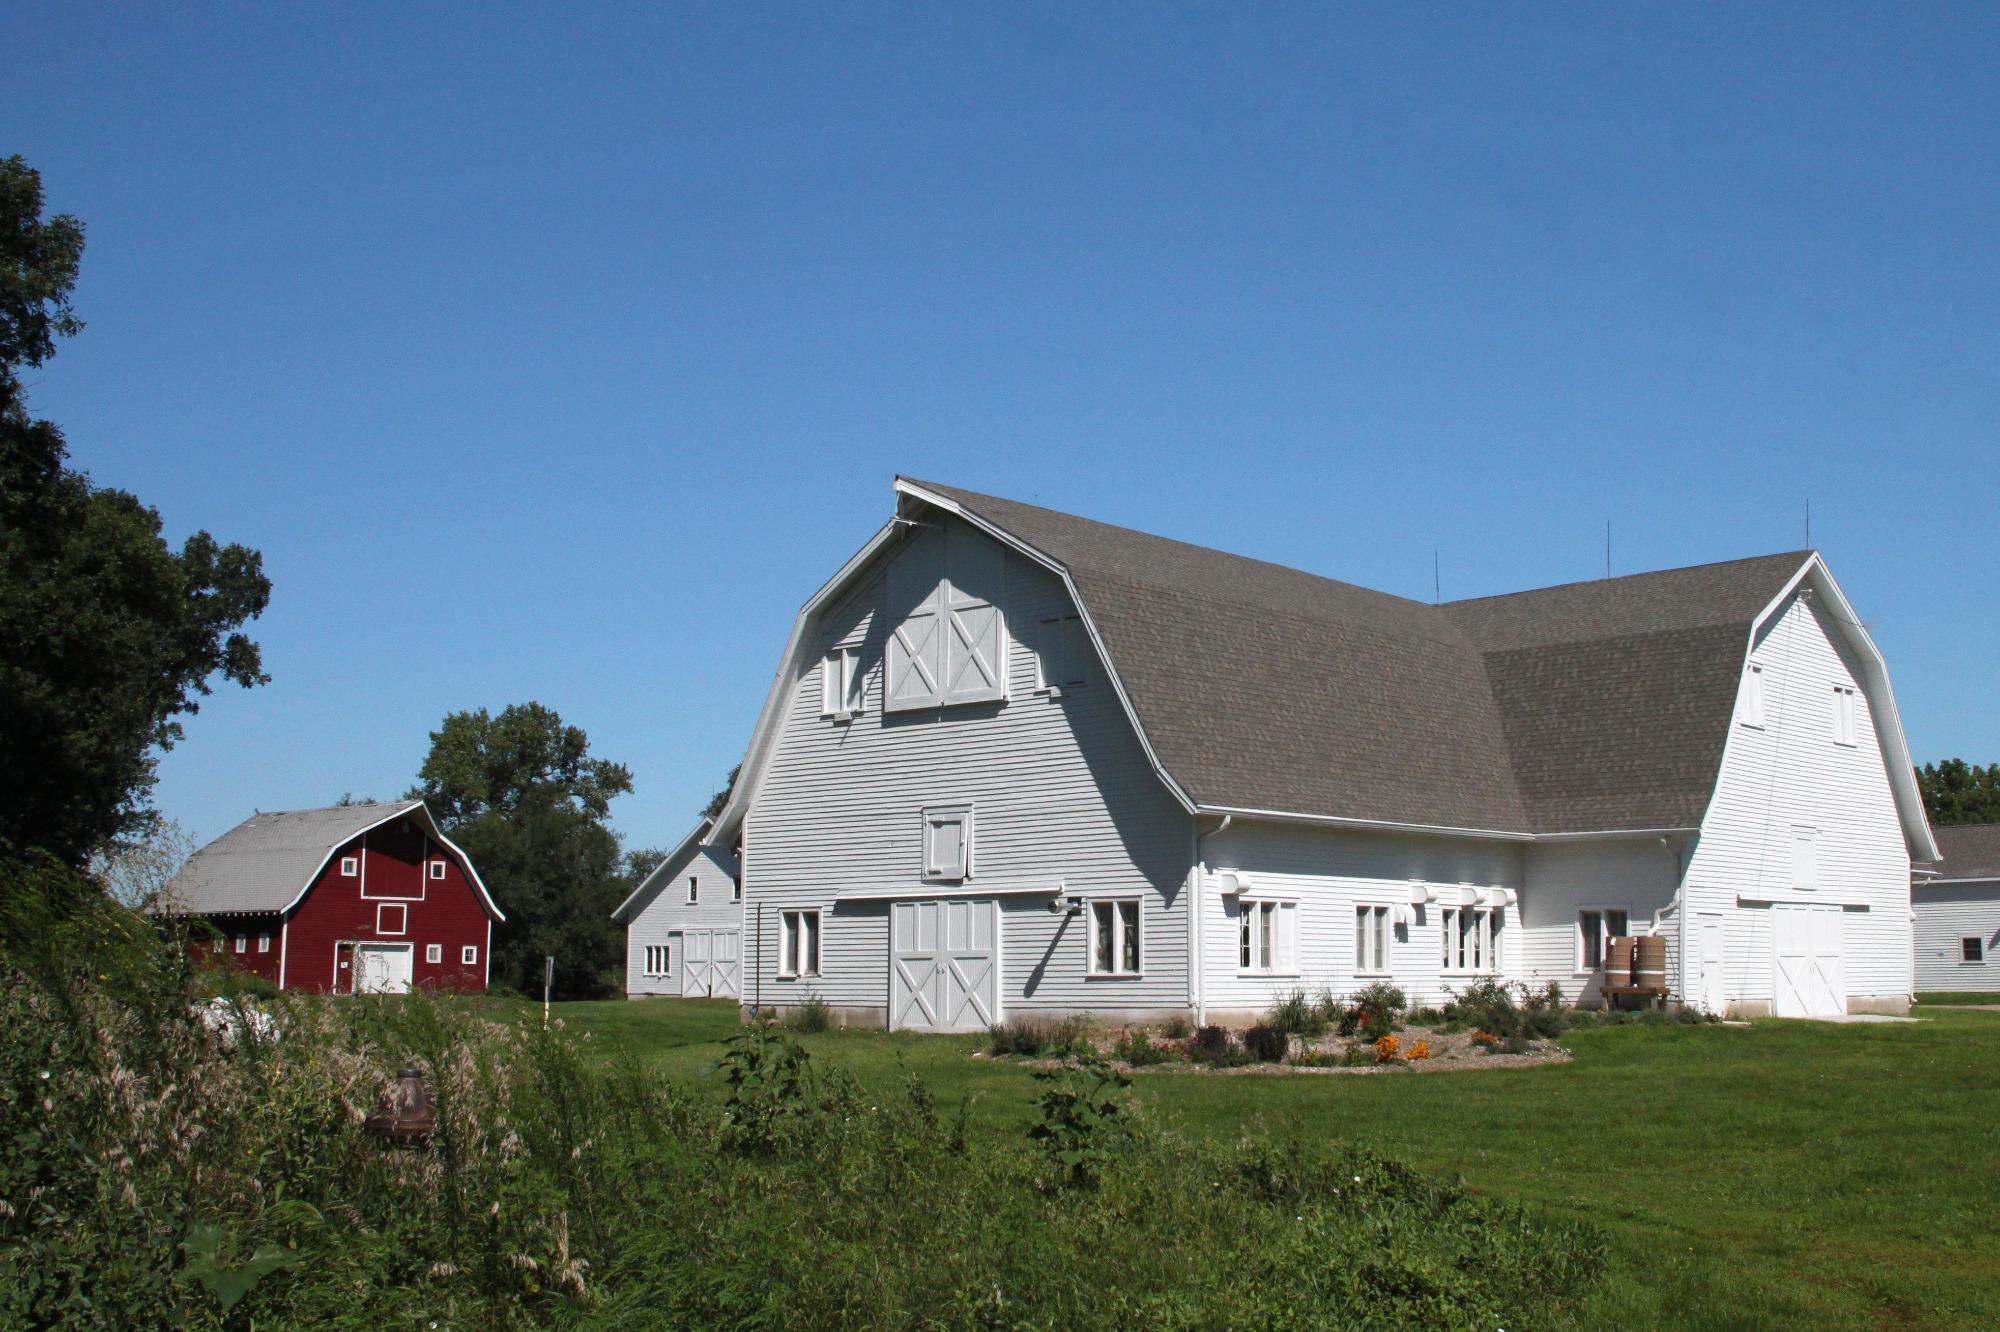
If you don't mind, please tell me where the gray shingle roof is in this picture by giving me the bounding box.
[161,801,503,918]
[906,478,1808,835]
[1929,824,2000,881]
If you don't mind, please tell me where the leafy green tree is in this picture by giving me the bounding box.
[0,156,270,870]
[1917,759,2000,827]
[411,703,634,997]
[702,763,741,821]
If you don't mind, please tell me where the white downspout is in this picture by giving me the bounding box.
[1192,814,1232,1026]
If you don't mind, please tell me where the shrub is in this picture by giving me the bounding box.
[1242,1023,1290,1062]
[782,991,832,1033]
[1189,1025,1251,1067]
[1112,1029,1171,1067]
[1158,1013,1193,1039]
[1287,1048,1346,1068]
[1266,989,1326,1039]
[1339,981,1406,1041]
[1444,977,1520,1036]
[989,1015,1094,1058]
[1342,1045,1376,1066]
[1405,1005,1446,1027]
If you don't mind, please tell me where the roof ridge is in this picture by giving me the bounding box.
[900,476,1445,614]
[1443,550,1812,609]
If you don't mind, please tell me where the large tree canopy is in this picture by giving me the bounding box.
[1917,759,2000,827]
[412,703,634,997]
[0,156,270,869]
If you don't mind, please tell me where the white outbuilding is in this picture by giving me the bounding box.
[1913,824,2000,993]
[612,820,743,999]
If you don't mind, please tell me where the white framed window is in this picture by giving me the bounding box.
[429,859,447,880]
[687,876,699,905]
[377,903,407,935]
[233,934,247,954]
[426,943,442,964]
[822,645,863,717]
[1791,826,1818,890]
[1962,937,1985,964]
[1740,662,1765,729]
[922,805,972,882]
[256,933,271,954]
[1833,686,1857,747]
[643,944,671,977]
[1576,908,1629,971]
[1036,615,1091,693]
[1354,904,1391,974]
[462,945,478,965]
[340,855,360,877]
[1090,899,1142,976]
[1442,907,1502,973]
[780,910,820,978]
[1238,900,1298,974]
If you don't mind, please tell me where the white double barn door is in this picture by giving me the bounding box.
[890,898,998,1032]
[1772,904,1846,1018]
[679,930,740,1000]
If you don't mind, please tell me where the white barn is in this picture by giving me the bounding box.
[612,820,744,999]
[1913,824,2000,993]
[685,478,1937,1028]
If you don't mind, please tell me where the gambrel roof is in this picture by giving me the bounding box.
[712,478,1935,858]
[1927,824,2000,882]
[161,800,503,919]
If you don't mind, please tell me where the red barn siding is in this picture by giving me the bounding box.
[280,814,494,994]
[189,915,284,985]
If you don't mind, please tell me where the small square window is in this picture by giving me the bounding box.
[1037,615,1091,692]
[340,855,360,877]
[1740,663,1765,729]
[1964,937,1985,964]
[426,943,442,964]
[256,933,271,954]
[643,944,671,977]
[1791,827,1818,890]
[1833,686,1858,747]
[1237,900,1297,974]
[1442,906,1503,973]
[923,805,972,882]
[823,645,864,717]
[1354,904,1390,974]
[462,945,478,966]
[1577,908,1629,972]
[377,903,407,935]
[1089,899,1142,976]
[429,859,447,880]
[780,910,820,978]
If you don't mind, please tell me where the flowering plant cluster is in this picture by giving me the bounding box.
[1372,1034,1401,1063]
[1406,1040,1431,1061]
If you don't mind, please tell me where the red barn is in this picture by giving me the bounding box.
[162,800,504,994]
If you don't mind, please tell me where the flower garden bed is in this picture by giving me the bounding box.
[986,1021,1571,1075]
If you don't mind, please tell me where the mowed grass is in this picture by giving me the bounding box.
[1916,991,2000,1006]
[505,999,2000,1330]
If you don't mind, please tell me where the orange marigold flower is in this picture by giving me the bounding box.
[1408,1040,1431,1060]
[1373,1034,1400,1063]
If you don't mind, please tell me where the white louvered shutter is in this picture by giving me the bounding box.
[1276,902,1298,973]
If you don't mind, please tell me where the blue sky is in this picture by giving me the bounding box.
[8,4,1997,851]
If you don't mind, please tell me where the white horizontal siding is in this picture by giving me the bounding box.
[1682,594,1912,1006]
[1198,822,1524,1014]
[1519,840,1681,1002]
[744,520,1191,1020]
[624,846,742,997]
[1912,881,2000,992]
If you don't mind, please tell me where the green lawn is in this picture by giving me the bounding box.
[516,999,2000,1330]
[1916,991,2000,1006]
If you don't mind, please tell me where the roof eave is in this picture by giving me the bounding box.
[611,819,713,921]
